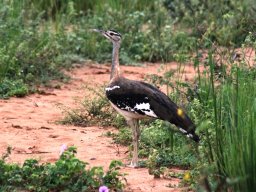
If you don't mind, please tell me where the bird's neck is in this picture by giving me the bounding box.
[110,43,121,80]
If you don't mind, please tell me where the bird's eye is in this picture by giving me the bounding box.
[110,32,114,36]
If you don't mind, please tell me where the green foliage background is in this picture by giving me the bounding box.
[1,0,255,98]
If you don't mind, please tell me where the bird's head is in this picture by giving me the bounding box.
[92,29,122,46]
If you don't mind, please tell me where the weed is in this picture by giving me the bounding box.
[60,86,126,128]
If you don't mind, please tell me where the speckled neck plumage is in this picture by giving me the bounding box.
[110,43,121,80]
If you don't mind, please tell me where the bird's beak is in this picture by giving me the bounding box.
[91,29,104,34]
[91,29,111,41]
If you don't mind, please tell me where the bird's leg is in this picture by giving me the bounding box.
[127,119,140,168]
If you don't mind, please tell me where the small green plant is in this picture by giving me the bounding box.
[0,79,28,99]
[0,146,126,191]
[112,127,132,146]
[60,86,126,128]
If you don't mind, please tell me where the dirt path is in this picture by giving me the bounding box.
[0,62,200,191]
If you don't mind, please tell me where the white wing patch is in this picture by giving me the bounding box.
[105,85,120,91]
[179,128,187,134]
[134,102,157,117]
[187,133,193,138]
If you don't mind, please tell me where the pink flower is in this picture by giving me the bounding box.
[59,144,68,156]
[99,186,109,192]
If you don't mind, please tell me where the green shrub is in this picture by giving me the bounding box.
[164,0,256,46]
[140,120,198,168]
[0,146,125,191]
[0,79,28,99]
[0,1,72,98]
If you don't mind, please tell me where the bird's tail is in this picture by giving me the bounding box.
[185,128,200,142]
[171,108,200,142]
[177,124,200,142]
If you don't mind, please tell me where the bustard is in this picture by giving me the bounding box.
[93,29,199,167]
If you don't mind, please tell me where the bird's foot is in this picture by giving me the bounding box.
[126,161,139,168]
[125,161,146,168]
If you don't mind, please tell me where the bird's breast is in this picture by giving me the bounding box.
[110,102,147,120]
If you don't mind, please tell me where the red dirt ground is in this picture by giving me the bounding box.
[0,62,201,191]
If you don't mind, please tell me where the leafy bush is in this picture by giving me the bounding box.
[0,1,71,98]
[0,79,28,99]
[164,0,256,46]
[30,0,196,64]
[0,146,125,191]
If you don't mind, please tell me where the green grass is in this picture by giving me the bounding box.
[189,46,256,191]
[213,67,256,191]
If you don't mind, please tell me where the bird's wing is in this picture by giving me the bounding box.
[105,78,179,119]
[106,78,160,117]
[105,77,199,142]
